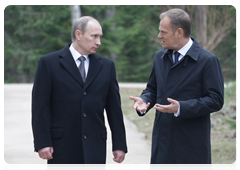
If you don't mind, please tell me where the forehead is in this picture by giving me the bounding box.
[159,16,171,30]
[86,20,103,35]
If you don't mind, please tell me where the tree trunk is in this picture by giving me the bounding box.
[70,5,81,27]
[106,6,118,61]
[195,5,207,48]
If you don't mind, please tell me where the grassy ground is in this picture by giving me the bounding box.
[120,81,236,164]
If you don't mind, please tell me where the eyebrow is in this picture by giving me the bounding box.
[91,33,103,37]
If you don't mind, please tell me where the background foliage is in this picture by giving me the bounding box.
[4,5,236,83]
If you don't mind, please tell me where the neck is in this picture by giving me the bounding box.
[72,41,87,55]
[174,37,190,51]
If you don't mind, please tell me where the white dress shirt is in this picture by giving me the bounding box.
[69,44,90,77]
[172,38,193,63]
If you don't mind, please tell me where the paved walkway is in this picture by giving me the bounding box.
[4,84,150,164]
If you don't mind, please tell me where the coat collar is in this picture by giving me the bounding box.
[185,37,201,62]
[59,44,103,89]
[84,53,103,90]
[162,37,201,62]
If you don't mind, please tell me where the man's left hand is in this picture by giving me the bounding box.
[154,98,179,113]
[113,150,125,163]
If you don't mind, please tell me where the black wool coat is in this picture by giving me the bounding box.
[139,38,224,164]
[32,44,127,164]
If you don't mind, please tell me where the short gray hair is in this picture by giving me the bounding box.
[160,8,191,38]
[71,16,98,41]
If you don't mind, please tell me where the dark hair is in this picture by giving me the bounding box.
[160,8,191,38]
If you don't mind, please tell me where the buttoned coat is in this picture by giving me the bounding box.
[139,38,224,164]
[32,44,127,164]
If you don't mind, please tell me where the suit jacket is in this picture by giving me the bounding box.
[32,44,127,164]
[139,38,224,164]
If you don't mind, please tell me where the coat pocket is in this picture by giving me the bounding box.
[101,130,107,140]
[50,128,63,139]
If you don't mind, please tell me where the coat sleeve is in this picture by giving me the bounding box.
[138,56,158,116]
[179,55,224,119]
[32,57,53,152]
[105,62,128,153]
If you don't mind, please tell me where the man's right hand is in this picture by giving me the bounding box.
[38,147,54,160]
[129,96,150,112]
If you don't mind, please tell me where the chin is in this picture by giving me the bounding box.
[161,45,166,49]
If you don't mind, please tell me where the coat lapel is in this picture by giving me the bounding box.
[84,54,103,90]
[59,45,84,87]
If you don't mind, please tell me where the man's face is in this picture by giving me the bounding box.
[78,20,103,55]
[158,16,178,51]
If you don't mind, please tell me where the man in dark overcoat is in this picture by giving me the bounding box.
[130,8,224,164]
[32,16,127,164]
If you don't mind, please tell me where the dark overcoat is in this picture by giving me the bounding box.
[139,38,224,164]
[32,44,127,164]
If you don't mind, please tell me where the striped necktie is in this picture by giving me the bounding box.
[78,56,86,82]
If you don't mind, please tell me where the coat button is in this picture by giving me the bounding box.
[83,92,87,96]
[83,135,87,140]
[83,113,86,118]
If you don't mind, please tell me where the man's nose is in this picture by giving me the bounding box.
[158,33,162,39]
[96,38,101,46]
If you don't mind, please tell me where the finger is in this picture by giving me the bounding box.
[113,151,122,163]
[154,104,162,108]
[146,102,150,109]
[42,149,53,160]
[38,152,44,159]
[155,103,170,108]
[129,96,137,101]
[119,155,125,163]
[133,103,138,109]
[113,151,117,160]
[50,147,54,154]
[154,104,165,111]
[153,105,159,110]
[46,154,51,160]
[38,150,46,159]
[42,150,52,160]
[40,152,48,160]
[167,98,176,104]
[136,106,145,112]
[113,154,119,163]
[113,156,122,163]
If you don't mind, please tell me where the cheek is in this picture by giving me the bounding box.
[85,41,93,48]
[167,37,175,44]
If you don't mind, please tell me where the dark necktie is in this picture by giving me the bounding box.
[174,51,180,64]
[78,56,86,82]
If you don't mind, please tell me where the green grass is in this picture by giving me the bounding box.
[120,81,236,164]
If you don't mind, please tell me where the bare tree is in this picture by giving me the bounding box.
[205,6,235,52]
[146,5,235,53]
[70,5,81,27]
[195,5,207,48]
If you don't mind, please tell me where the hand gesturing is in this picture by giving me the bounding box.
[129,96,150,112]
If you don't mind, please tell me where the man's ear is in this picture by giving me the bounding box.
[75,30,82,40]
[177,28,184,38]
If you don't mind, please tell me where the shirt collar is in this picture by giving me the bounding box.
[69,44,89,62]
[175,38,193,56]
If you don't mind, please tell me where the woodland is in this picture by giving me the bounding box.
[4,5,236,83]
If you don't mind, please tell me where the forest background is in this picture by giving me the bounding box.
[4,5,236,164]
[4,5,236,83]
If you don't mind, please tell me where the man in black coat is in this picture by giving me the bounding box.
[32,16,127,164]
[130,8,224,164]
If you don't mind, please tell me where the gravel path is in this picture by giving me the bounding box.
[4,83,150,164]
